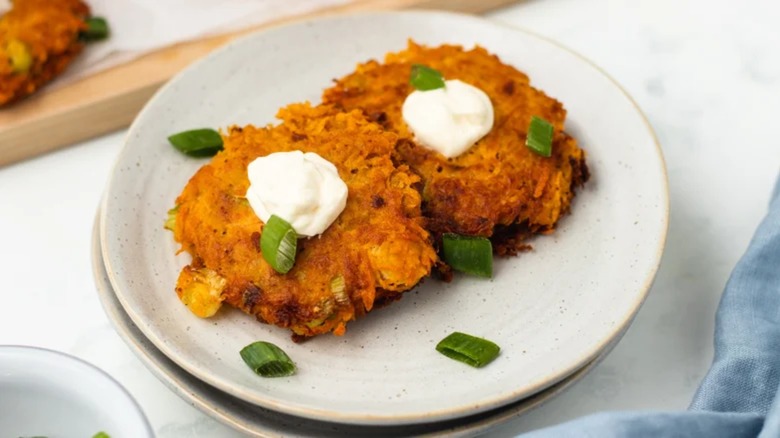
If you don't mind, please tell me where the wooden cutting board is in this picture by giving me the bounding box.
[0,0,516,167]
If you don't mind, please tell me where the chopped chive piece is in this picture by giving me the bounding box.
[260,215,298,274]
[168,128,223,157]
[81,17,110,41]
[164,205,179,231]
[436,332,500,368]
[526,116,554,157]
[410,64,446,91]
[92,432,111,438]
[240,341,296,377]
[441,233,493,278]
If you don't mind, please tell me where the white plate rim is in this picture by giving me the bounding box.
[100,9,669,425]
[91,210,623,437]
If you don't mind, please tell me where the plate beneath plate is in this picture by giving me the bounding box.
[91,214,618,437]
[100,10,668,425]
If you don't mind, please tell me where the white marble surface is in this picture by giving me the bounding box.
[0,0,778,436]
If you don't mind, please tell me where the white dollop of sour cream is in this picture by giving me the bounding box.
[246,151,348,237]
[0,0,11,16]
[402,79,494,158]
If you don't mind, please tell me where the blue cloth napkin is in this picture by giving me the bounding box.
[522,175,780,438]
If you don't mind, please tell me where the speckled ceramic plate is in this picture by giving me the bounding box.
[100,11,668,426]
[92,214,616,437]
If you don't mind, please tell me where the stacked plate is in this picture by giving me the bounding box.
[92,11,668,437]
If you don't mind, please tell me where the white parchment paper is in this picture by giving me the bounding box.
[56,0,354,86]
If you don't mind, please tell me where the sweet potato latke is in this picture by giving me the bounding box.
[323,42,590,255]
[0,0,89,106]
[171,104,437,339]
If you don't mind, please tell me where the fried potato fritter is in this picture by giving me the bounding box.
[0,0,89,106]
[323,42,590,255]
[172,104,437,339]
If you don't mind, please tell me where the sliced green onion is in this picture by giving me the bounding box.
[92,432,111,438]
[240,341,296,377]
[305,299,334,328]
[441,233,492,278]
[410,64,446,91]
[163,205,179,231]
[436,332,500,368]
[260,215,297,274]
[330,275,349,304]
[81,17,110,41]
[168,128,223,157]
[526,116,554,157]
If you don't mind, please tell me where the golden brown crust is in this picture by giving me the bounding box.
[172,104,437,338]
[0,0,90,106]
[323,41,589,255]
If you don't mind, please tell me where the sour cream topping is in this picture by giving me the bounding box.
[246,151,348,237]
[0,0,10,16]
[402,79,494,158]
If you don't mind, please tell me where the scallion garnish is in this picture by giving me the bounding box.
[526,116,554,157]
[92,432,111,438]
[436,332,500,368]
[163,205,179,231]
[410,64,446,91]
[81,17,110,41]
[168,128,223,157]
[260,215,298,274]
[441,233,493,278]
[330,275,349,304]
[240,341,296,377]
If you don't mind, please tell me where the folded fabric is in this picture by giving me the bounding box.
[522,173,780,438]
